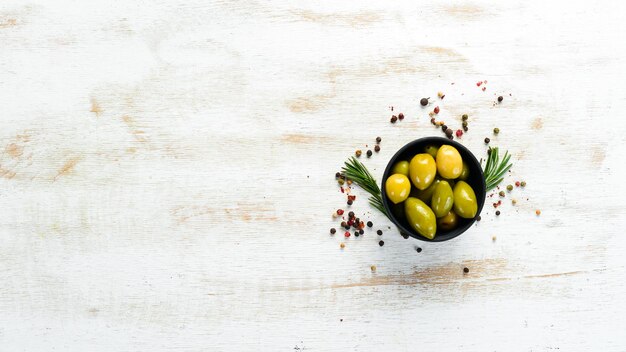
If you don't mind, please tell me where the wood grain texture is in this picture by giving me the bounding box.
[1,0,626,351]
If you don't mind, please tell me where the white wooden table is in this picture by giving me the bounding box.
[2,1,625,350]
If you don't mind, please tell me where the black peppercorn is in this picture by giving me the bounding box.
[378,240,384,247]
[477,216,481,221]
[374,145,380,153]
[484,137,490,144]
[359,229,364,235]
[367,150,372,157]
[377,230,383,236]
[335,172,341,178]
[416,247,422,253]
[347,199,353,205]
[354,231,359,237]
[430,118,436,125]
[496,210,501,216]
[330,228,336,234]
[341,221,347,227]
[348,211,354,218]
[420,97,429,106]
[463,267,469,273]
[463,126,468,132]
[376,136,382,143]
[367,221,373,228]
[497,96,503,103]
[442,124,447,131]
[445,129,453,137]
[354,217,360,223]
[398,113,404,120]
[390,115,397,123]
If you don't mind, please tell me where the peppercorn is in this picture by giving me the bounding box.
[340,243,345,249]
[430,118,436,125]
[536,209,541,216]
[434,106,440,114]
[506,185,513,191]
[456,129,463,137]
[348,211,354,218]
[338,179,344,185]
[462,114,468,121]
[359,229,364,235]
[463,126,468,132]
[370,265,376,272]
[416,247,422,253]
[499,191,505,197]
[377,230,383,236]
[344,231,350,237]
[354,231,359,237]
[330,228,336,234]
[437,91,444,98]
[355,150,362,157]
[347,199,353,205]
[398,113,404,120]
[354,217,360,223]
[497,96,503,103]
[335,172,341,178]
[492,236,497,242]
[367,221,373,228]
[476,216,481,221]
[496,210,501,216]
[484,137,490,144]
[340,221,347,227]
[390,115,397,123]
[346,179,352,185]
[521,181,527,187]
[374,145,380,152]
[378,240,384,247]
[376,136,382,143]
[463,267,469,273]
[445,129,453,137]
[420,97,429,106]
[493,127,500,134]
[366,150,372,157]
[337,209,344,215]
[462,121,468,127]
[512,199,517,205]
[442,124,448,131]
[515,181,521,187]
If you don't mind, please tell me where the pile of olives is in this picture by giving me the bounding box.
[384,144,478,240]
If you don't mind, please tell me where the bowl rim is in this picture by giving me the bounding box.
[381,136,486,242]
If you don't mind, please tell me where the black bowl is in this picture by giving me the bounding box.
[381,137,486,242]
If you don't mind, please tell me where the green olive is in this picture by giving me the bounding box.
[459,162,470,181]
[413,179,440,203]
[424,145,439,159]
[436,145,463,179]
[453,180,478,218]
[437,210,459,231]
[431,180,454,218]
[409,153,436,190]
[404,197,437,239]
[385,174,411,204]
[391,161,409,176]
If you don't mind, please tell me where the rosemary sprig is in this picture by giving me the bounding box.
[483,147,512,191]
[341,157,388,217]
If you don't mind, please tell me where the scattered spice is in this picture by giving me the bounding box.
[462,114,468,121]
[499,191,505,197]
[512,199,517,205]
[463,267,470,273]
[374,145,380,153]
[437,91,445,99]
[359,229,364,235]
[476,216,481,221]
[338,179,345,186]
[484,137,490,144]
[390,115,397,123]
[367,221,373,228]
[536,209,541,216]
[346,179,352,185]
[398,113,404,120]
[336,209,344,216]
[354,231,359,237]
[344,231,350,238]
[498,96,503,103]
[442,124,448,131]
[340,243,345,249]
[492,236,497,242]
[420,97,429,106]
[355,150,362,157]
[456,129,463,137]
[463,126,468,132]
[335,172,341,178]
[493,127,500,134]
[347,199,353,205]
[376,136,382,143]
[366,150,373,158]
[496,210,501,216]
[434,106,440,114]
[378,240,384,247]
[445,129,453,138]
[330,228,336,235]
[506,184,513,191]
[377,230,383,236]
[348,211,354,218]
[462,121,468,128]
[416,247,422,253]
[430,117,436,125]
[515,181,521,187]
[370,265,376,272]
[521,181,527,187]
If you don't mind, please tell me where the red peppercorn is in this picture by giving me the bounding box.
[456,129,463,137]
[336,209,344,215]
[398,113,404,120]
[515,181,521,187]
[476,81,482,87]
[344,231,350,238]
[433,106,440,114]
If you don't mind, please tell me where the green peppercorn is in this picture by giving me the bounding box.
[462,121,468,127]
[493,128,500,134]
[521,181,527,187]
[499,191,505,197]
[462,114,468,121]
[506,185,513,191]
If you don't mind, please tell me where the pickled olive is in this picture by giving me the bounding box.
[391,161,409,176]
[431,180,454,218]
[409,153,437,190]
[453,181,478,218]
[437,210,459,231]
[404,197,437,239]
[436,145,463,179]
[385,174,411,204]
[459,162,470,181]
[424,145,439,159]
[414,179,440,203]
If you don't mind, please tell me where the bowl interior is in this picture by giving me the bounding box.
[381,137,486,242]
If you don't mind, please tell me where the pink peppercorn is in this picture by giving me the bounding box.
[344,231,350,238]
[515,181,521,187]
[337,209,344,215]
[434,106,440,114]
[456,129,463,137]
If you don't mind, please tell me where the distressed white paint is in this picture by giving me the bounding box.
[1,0,626,351]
